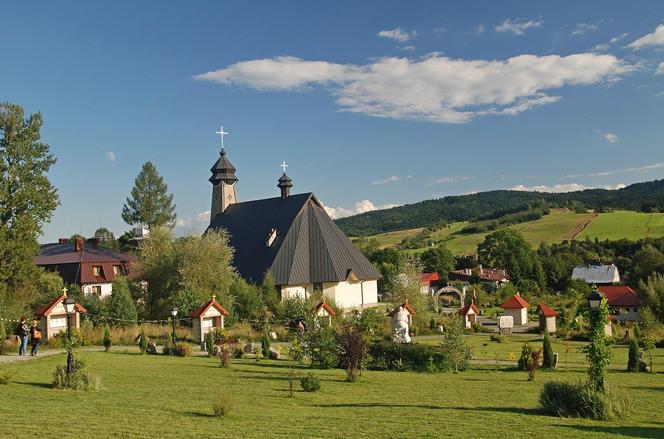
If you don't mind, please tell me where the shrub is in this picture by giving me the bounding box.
[52,358,101,391]
[212,392,233,418]
[162,340,174,356]
[336,323,366,382]
[102,324,112,352]
[204,331,215,357]
[299,373,321,392]
[367,342,449,372]
[289,318,339,369]
[542,332,555,369]
[627,338,640,372]
[490,334,505,343]
[138,326,148,354]
[441,316,470,372]
[518,342,533,371]
[174,342,192,357]
[261,330,271,359]
[539,381,632,420]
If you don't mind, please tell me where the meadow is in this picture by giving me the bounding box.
[368,210,664,255]
[1,335,663,438]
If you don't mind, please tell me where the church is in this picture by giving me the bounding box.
[205,129,381,310]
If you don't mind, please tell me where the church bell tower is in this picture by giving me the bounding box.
[209,127,238,220]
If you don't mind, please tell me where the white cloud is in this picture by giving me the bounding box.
[511,183,626,193]
[572,23,599,36]
[105,151,116,162]
[591,43,610,52]
[495,18,542,35]
[175,210,211,228]
[610,33,629,44]
[195,53,632,124]
[372,175,413,185]
[627,24,664,50]
[378,28,416,43]
[323,200,400,219]
[433,27,446,34]
[473,25,485,35]
[603,132,619,143]
[400,45,416,51]
[564,162,664,178]
[592,33,629,52]
[436,176,473,184]
[655,62,664,75]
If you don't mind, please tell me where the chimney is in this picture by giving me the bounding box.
[75,238,84,252]
[58,238,70,244]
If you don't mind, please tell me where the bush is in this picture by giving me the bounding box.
[212,392,233,418]
[539,381,632,420]
[336,323,366,382]
[627,338,640,372]
[52,358,101,391]
[542,333,555,369]
[441,316,470,372]
[299,373,321,392]
[102,324,112,352]
[138,326,148,354]
[261,330,271,359]
[518,342,533,371]
[490,334,505,343]
[174,342,192,357]
[366,342,449,372]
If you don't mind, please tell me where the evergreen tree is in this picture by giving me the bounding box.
[542,332,555,369]
[138,326,148,354]
[0,103,58,310]
[107,276,138,327]
[122,161,176,228]
[627,337,640,372]
[103,323,112,352]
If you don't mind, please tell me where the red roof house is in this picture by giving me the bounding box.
[597,285,640,321]
[190,296,229,344]
[458,303,479,328]
[313,301,336,326]
[536,303,558,333]
[536,303,558,318]
[34,293,87,340]
[501,292,530,325]
[449,265,509,284]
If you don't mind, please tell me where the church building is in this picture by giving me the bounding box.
[205,130,381,310]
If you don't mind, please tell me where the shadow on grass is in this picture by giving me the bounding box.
[15,381,53,389]
[239,361,305,370]
[559,425,664,438]
[631,386,664,392]
[312,403,540,415]
[183,411,216,418]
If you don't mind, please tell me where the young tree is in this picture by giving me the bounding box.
[107,276,138,327]
[627,338,640,372]
[336,322,366,382]
[640,273,664,323]
[387,254,425,311]
[541,332,555,369]
[0,103,58,310]
[103,323,112,352]
[122,161,176,228]
[138,326,148,354]
[441,315,469,373]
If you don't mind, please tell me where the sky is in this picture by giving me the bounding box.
[2,1,664,242]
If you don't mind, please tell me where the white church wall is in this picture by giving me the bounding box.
[280,285,314,301]
[323,280,378,310]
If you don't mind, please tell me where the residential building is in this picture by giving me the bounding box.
[571,263,620,285]
[598,285,640,322]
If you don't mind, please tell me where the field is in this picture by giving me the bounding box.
[1,336,663,438]
[369,210,664,255]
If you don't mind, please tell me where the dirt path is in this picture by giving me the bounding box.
[568,213,598,240]
[0,346,106,364]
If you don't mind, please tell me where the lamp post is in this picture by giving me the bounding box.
[586,287,609,391]
[62,296,77,375]
[170,307,178,344]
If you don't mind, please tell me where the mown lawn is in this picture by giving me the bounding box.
[1,338,663,438]
[581,211,664,241]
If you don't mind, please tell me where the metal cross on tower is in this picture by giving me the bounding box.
[215,126,229,152]
[280,161,288,173]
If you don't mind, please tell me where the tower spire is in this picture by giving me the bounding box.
[209,125,238,219]
[277,161,293,200]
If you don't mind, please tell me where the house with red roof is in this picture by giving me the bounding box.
[598,285,640,322]
[536,304,558,333]
[420,272,441,294]
[313,301,336,327]
[34,292,87,340]
[190,295,229,344]
[448,265,509,287]
[458,303,479,329]
[35,237,133,298]
[501,292,530,325]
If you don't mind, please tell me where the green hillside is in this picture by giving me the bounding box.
[368,210,664,255]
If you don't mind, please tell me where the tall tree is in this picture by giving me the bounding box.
[122,161,176,228]
[106,276,138,327]
[420,245,454,283]
[94,227,118,250]
[0,103,58,314]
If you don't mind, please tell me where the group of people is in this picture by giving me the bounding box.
[16,316,42,356]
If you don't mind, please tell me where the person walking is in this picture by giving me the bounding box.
[17,316,29,356]
[30,320,42,356]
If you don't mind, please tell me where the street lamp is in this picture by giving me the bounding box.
[586,289,604,310]
[170,307,178,344]
[63,297,77,375]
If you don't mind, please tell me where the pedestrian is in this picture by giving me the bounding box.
[30,320,42,356]
[17,316,29,356]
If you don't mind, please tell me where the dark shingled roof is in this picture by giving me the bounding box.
[35,242,133,265]
[209,149,238,184]
[207,192,381,285]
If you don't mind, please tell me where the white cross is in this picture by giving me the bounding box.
[215,126,229,151]
[280,161,288,173]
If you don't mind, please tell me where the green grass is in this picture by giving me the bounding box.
[1,339,664,438]
[367,209,664,255]
[581,211,664,241]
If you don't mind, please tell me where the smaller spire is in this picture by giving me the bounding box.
[277,162,293,200]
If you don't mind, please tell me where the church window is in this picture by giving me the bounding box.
[266,228,277,247]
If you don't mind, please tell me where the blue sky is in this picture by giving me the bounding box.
[2,1,664,242]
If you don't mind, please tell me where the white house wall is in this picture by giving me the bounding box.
[82,283,113,298]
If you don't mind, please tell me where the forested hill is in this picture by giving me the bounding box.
[334,179,664,236]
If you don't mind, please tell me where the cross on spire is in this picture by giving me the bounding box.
[280,161,288,174]
[215,126,229,152]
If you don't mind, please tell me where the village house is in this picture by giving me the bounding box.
[420,272,441,294]
[34,292,87,340]
[501,292,530,326]
[597,285,640,322]
[448,265,509,288]
[572,263,620,285]
[536,303,558,333]
[190,295,229,344]
[458,302,479,329]
[205,137,381,311]
[35,238,133,298]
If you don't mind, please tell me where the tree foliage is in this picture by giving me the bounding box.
[441,315,470,372]
[420,245,454,282]
[0,102,58,314]
[122,161,176,228]
[106,276,138,327]
[584,298,612,391]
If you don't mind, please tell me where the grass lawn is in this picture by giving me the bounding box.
[1,337,664,438]
[581,211,664,241]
